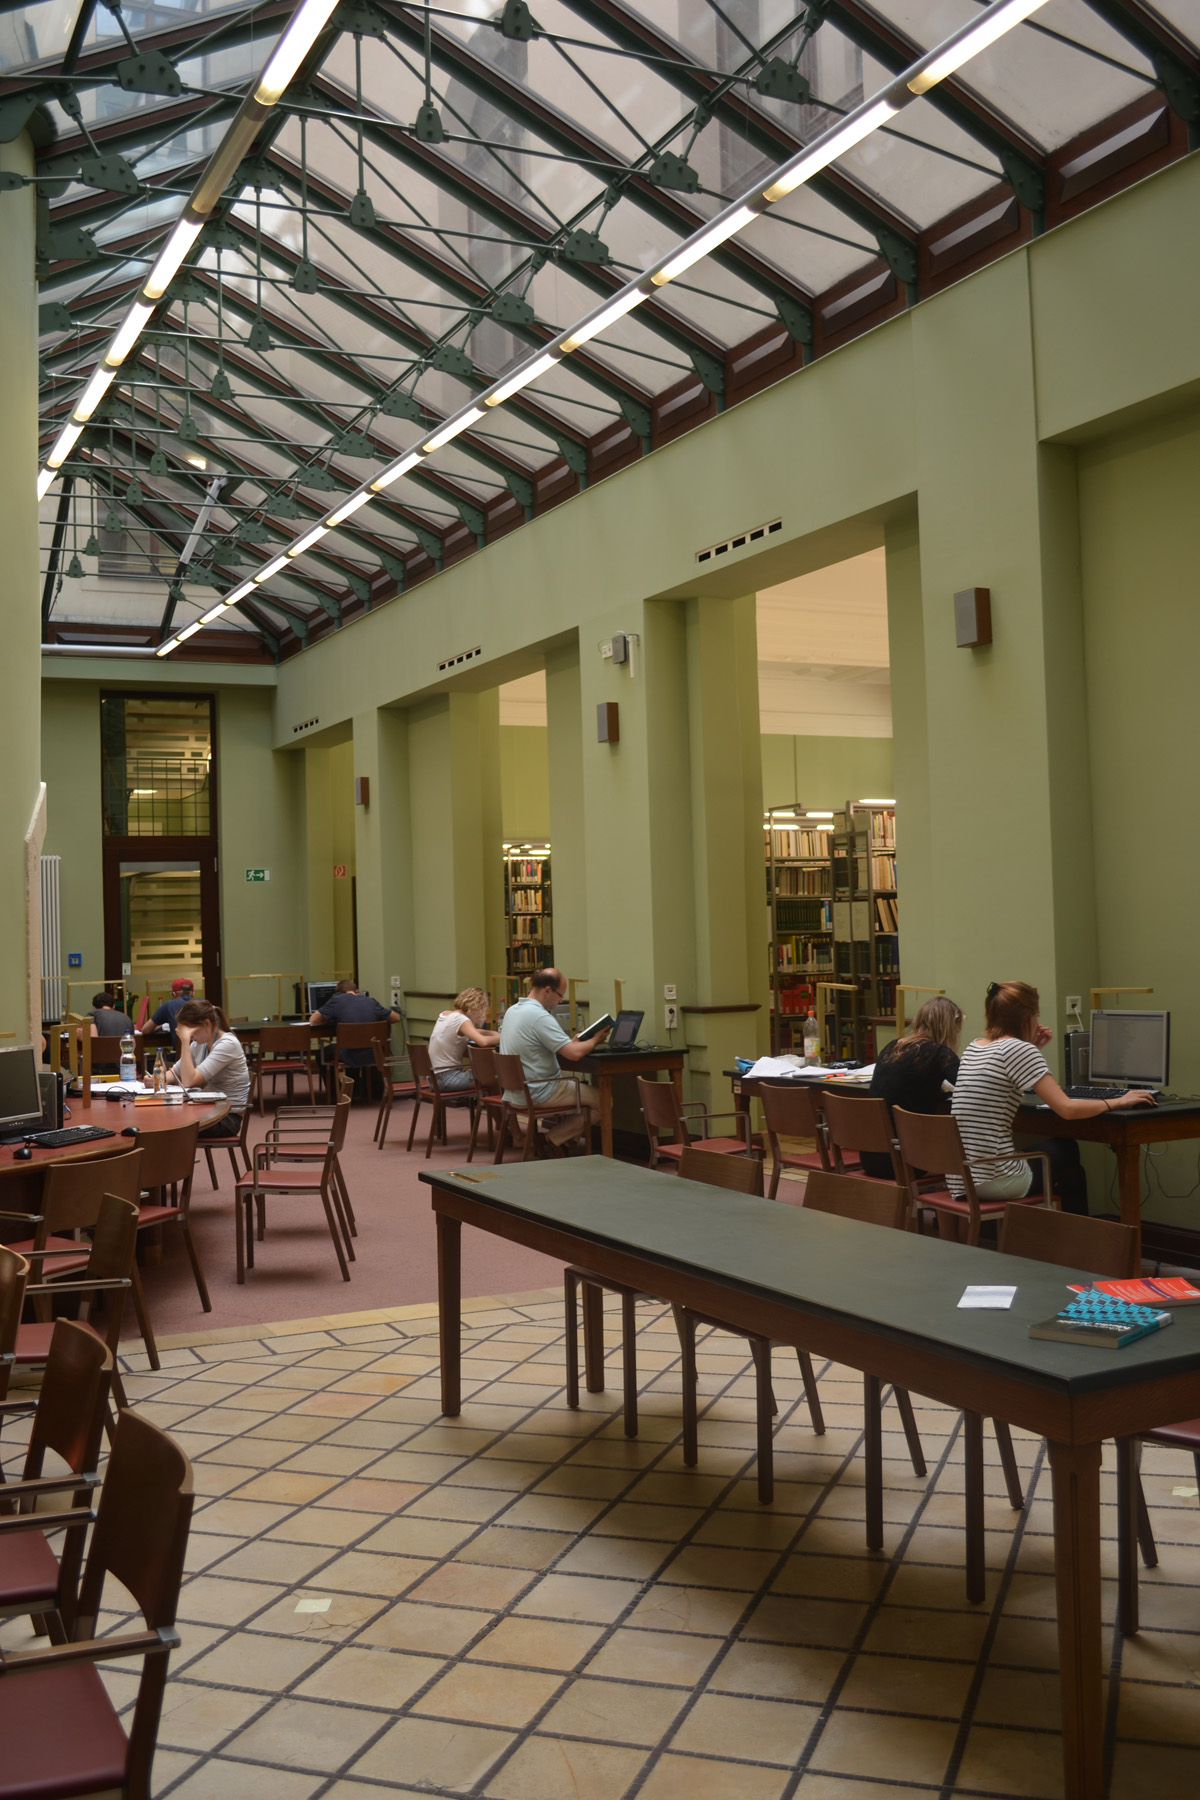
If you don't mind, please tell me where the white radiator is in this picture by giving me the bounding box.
[40,854,62,1021]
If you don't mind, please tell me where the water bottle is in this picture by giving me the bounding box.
[802,1010,820,1066]
[153,1048,168,1094]
[119,1031,137,1084]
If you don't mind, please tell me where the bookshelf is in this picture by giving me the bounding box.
[764,805,834,1053]
[829,801,898,1061]
[504,841,552,979]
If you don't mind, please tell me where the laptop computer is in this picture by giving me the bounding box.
[585,1010,645,1054]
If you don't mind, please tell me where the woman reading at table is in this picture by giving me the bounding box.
[951,980,1154,1214]
[859,996,963,1178]
[169,999,251,1139]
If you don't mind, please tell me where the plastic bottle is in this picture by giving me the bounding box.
[153,1047,168,1094]
[802,1010,820,1066]
[119,1031,137,1084]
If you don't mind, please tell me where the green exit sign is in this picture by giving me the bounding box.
[244,868,270,883]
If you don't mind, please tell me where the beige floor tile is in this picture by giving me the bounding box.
[556,1537,673,1582]
[535,1465,637,1501]
[413,1659,564,1727]
[456,1524,574,1570]
[989,1614,1063,1671]
[177,1576,285,1627]
[595,1503,706,1542]
[812,1711,957,1787]
[587,1626,721,1688]
[446,1458,553,1492]
[515,1572,642,1624]
[231,1469,342,1505]
[248,1591,388,1641]
[975,1666,1063,1731]
[267,1507,377,1547]
[660,1544,778,1591]
[862,1606,989,1661]
[317,1476,426,1512]
[1110,1741,1200,1800]
[361,1450,469,1484]
[191,1498,297,1537]
[226,1695,385,1772]
[1118,1679,1200,1745]
[839,1653,975,1719]
[636,1753,787,1800]
[709,1639,842,1703]
[184,1631,330,1693]
[357,1515,478,1559]
[404,1485,512,1523]
[485,1734,647,1799]
[467,1616,605,1672]
[205,1539,333,1587]
[501,1493,611,1532]
[316,1549,432,1596]
[623,1472,731,1508]
[625,1585,751,1638]
[539,1676,688,1747]
[356,1598,493,1656]
[772,1553,889,1602]
[276,1444,382,1476]
[886,1562,997,1610]
[671,1691,818,1765]
[349,1714,514,1790]
[157,1680,267,1751]
[955,1725,1065,1798]
[296,1644,444,1709]
[408,1559,534,1610]
[796,1775,940,1798]
[1118,1631,1200,1686]
[691,1510,800,1551]
[166,1759,325,1800]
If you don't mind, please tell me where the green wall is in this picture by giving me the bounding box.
[499,725,550,841]
[760,735,894,813]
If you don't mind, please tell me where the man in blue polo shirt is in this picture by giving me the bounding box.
[499,966,607,1145]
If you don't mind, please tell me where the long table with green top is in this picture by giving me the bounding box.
[422,1154,1200,1800]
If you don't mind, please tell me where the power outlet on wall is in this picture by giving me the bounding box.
[391,987,402,1009]
[1065,995,1082,1016]
[664,1003,679,1030]
[663,984,677,1001]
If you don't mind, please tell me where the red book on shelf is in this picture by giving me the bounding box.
[1067,1277,1200,1307]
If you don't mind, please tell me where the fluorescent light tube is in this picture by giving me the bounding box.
[423,407,485,452]
[177,622,202,640]
[73,364,116,423]
[37,467,55,500]
[326,490,371,525]
[255,0,341,104]
[226,581,256,603]
[106,301,155,367]
[371,451,423,491]
[909,0,1048,94]
[560,288,646,353]
[254,554,289,582]
[46,421,83,467]
[143,215,204,301]
[650,205,759,286]
[199,603,230,624]
[155,641,175,657]
[762,97,904,203]
[288,524,327,557]
[485,351,560,406]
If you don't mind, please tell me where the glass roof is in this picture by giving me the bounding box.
[21,0,1195,654]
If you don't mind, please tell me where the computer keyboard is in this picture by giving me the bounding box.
[24,1125,117,1149]
[1065,1085,1148,1101]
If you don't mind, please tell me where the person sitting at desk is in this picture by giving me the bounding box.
[89,991,135,1037]
[499,967,608,1146]
[168,998,250,1138]
[429,988,499,1091]
[860,995,963,1179]
[951,980,1154,1215]
[310,979,400,1092]
[144,978,194,1050]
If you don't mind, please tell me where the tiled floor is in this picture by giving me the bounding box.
[4,1290,1200,1799]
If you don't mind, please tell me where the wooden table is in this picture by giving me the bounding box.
[1,1093,229,1179]
[1013,1097,1200,1249]
[570,1046,686,1159]
[423,1155,1200,1800]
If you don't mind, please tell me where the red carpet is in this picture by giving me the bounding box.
[134,1097,566,1340]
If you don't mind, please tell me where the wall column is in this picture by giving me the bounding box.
[545,639,587,989]
[0,131,42,1037]
[352,707,412,1010]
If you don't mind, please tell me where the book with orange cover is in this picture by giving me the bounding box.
[1067,1277,1200,1307]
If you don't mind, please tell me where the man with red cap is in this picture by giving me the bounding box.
[145,977,195,1051]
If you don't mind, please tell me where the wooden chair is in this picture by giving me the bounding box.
[821,1092,897,1183]
[465,1044,505,1163]
[16,1193,139,1418]
[494,1054,589,1162]
[202,1102,252,1189]
[802,1170,929,1543]
[0,1319,112,1640]
[266,1095,356,1239]
[253,1023,317,1113]
[135,1121,211,1365]
[894,1107,1054,1246]
[638,1076,751,1171]
[332,1020,390,1100]
[373,1037,417,1148]
[0,1409,194,1800]
[759,1084,831,1198]
[0,1245,30,1409]
[235,1101,352,1283]
[674,1146,825,1503]
[405,1044,477,1158]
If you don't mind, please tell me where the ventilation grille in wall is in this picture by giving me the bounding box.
[40,855,62,1021]
[696,519,782,564]
[291,717,320,735]
[439,645,482,672]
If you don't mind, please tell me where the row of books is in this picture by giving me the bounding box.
[507,860,548,883]
[509,890,545,913]
[768,828,831,860]
[510,944,550,970]
[875,895,898,932]
[868,811,896,849]
[773,867,831,896]
[870,854,896,890]
[510,917,546,941]
[777,898,832,933]
[776,941,835,972]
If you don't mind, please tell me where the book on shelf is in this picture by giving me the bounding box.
[1066,1276,1200,1307]
[871,854,896,889]
[869,811,896,849]
[774,866,831,896]
[874,895,898,932]
[769,827,832,860]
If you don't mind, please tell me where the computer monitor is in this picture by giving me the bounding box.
[609,1010,644,1049]
[306,981,339,1015]
[1089,1010,1170,1088]
[0,1044,44,1132]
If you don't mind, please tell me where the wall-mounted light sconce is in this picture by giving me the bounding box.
[354,776,370,806]
[954,587,992,647]
[597,702,619,744]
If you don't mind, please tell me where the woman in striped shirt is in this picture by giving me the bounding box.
[951,981,1154,1214]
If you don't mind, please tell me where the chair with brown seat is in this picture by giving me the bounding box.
[134,1121,210,1365]
[253,1023,317,1114]
[759,1084,832,1199]
[639,1077,752,1171]
[821,1092,897,1184]
[235,1100,353,1283]
[0,1319,112,1640]
[0,1245,30,1409]
[333,1020,391,1100]
[405,1044,477,1158]
[264,1094,356,1240]
[373,1037,418,1148]
[674,1147,825,1502]
[465,1044,506,1163]
[894,1107,1053,1246]
[802,1170,929,1542]
[201,1101,252,1189]
[494,1054,589,1162]
[16,1193,138,1418]
[0,1408,194,1800]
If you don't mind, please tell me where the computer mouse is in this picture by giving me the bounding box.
[13,1145,32,1160]
[121,1125,140,1138]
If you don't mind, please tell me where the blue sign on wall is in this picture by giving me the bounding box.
[67,952,82,967]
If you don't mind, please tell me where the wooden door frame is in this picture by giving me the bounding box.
[102,838,222,1002]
